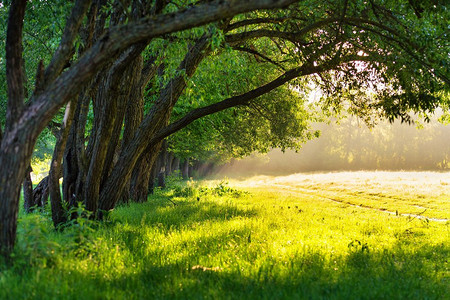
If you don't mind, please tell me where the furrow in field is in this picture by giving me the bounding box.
[267,183,449,222]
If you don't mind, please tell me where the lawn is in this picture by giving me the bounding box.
[1,172,448,299]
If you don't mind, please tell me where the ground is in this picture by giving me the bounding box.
[1,171,448,299]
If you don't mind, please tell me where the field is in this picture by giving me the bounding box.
[0,172,448,299]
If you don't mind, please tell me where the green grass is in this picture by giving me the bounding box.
[1,176,449,299]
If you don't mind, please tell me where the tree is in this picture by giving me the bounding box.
[0,0,448,258]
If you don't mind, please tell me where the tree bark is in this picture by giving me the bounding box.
[49,99,78,228]
[32,176,49,209]
[181,159,190,179]
[84,46,145,215]
[0,0,27,257]
[131,142,163,202]
[172,157,180,175]
[148,161,158,194]
[165,152,173,177]
[4,0,26,133]
[99,36,211,212]
[22,165,33,213]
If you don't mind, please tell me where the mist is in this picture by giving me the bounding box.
[216,116,450,178]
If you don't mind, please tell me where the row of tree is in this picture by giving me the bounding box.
[219,115,450,176]
[0,0,448,257]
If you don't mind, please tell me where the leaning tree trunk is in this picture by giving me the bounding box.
[97,36,211,213]
[119,55,146,203]
[126,59,163,202]
[49,99,78,228]
[0,0,29,257]
[82,43,149,216]
[130,142,163,202]
[0,141,35,256]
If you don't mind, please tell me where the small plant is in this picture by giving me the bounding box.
[347,239,371,268]
[12,214,60,269]
[61,203,98,257]
[165,171,184,186]
[171,182,198,199]
[348,239,370,253]
[212,180,247,197]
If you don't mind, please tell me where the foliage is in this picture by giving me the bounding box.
[0,0,69,138]
[10,213,61,269]
[159,175,248,201]
[162,0,449,163]
[168,46,319,162]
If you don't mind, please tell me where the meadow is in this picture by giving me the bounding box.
[0,172,448,299]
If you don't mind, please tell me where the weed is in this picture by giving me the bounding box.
[12,214,60,269]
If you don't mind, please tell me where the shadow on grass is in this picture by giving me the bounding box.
[113,195,258,230]
[114,196,257,258]
[16,242,444,300]
[105,195,448,299]
[2,192,448,299]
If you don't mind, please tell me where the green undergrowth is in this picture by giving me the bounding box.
[1,179,449,299]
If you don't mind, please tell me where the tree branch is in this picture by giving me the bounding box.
[226,17,288,32]
[43,0,92,88]
[21,0,298,145]
[150,53,370,144]
[150,65,311,144]
[140,56,160,87]
[225,18,340,45]
[232,46,286,70]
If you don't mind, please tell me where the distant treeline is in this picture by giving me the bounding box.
[218,117,450,176]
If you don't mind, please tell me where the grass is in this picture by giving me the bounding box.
[1,173,449,299]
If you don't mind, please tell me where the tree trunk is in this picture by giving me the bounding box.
[98,37,211,212]
[188,163,194,178]
[130,142,163,202]
[119,55,146,203]
[32,176,49,209]
[148,161,158,194]
[0,0,28,257]
[22,165,33,213]
[172,157,180,175]
[84,45,146,216]
[165,152,173,177]
[49,99,78,228]
[157,172,166,188]
[181,159,190,179]
[0,135,35,256]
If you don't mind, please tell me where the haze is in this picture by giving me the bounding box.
[217,116,450,177]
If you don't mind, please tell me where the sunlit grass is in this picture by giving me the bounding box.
[1,174,449,299]
[227,171,450,220]
[30,155,51,184]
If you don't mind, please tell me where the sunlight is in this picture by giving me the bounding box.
[222,171,450,221]
[229,171,450,195]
